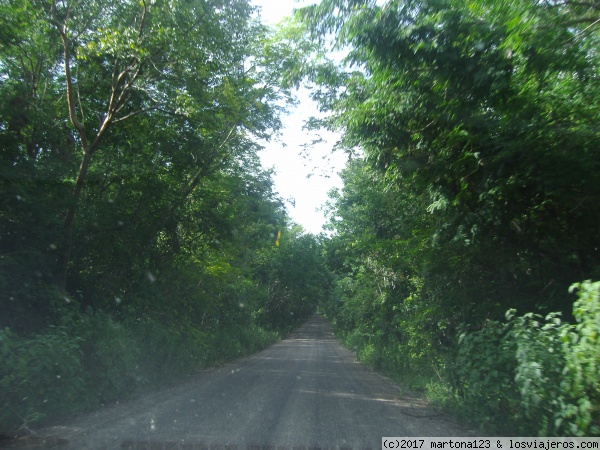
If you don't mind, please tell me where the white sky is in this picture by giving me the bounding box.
[250,0,346,234]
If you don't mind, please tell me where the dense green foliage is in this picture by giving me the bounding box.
[0,0,329,434]
[455,281,599,435]
[296,0,600,436]
[3,0,600,438]
[0,312,279,433]
[261,228,331,332]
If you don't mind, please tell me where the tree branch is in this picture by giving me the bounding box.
[576,17,600,33]
[52,1,87,150]
[563,17,600,25]
[113,106,158,123]
[138,0,148,38]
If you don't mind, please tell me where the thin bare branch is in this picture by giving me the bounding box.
[138,0,148,38]
[113,107,158,123]
[218,125,237,149]
[563,17,600,25]
[75,63,85,125]
[577,17,600,34]
[55,12,87,146]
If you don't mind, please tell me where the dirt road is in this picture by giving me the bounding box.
[7,315,473,449]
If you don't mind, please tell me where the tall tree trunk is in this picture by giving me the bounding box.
[57,150,93,292]
[55,13,91,293]
[53,8,118,291]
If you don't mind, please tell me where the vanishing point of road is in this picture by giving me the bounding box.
[9,315,473,449]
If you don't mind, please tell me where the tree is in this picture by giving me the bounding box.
[295,2,600,431]
[1,0,289,291]
[261,227,330,331]
[299,0,600,320]
[0,0,301,330]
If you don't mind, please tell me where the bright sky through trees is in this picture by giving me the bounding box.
[251,0,346,234]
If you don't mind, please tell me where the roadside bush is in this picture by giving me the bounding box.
[129,317,210,384]
[455,280,600,436]
[73,311,143,404]
[0,306,280,435]
[331,279,599,436]
[210,324,279,364]
[0,326,85,434]
[231,324,279,354]
[557,281,600,435]
[455,317,516,430]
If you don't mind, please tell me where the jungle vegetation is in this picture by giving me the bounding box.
[1,0,599,437]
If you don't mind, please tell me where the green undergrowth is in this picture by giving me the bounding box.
[329,281,600,436]
[333,324,436,402]
[0,310,279,435]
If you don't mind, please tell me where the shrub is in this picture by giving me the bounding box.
[72,311,144,404]
[455,316,520,433]
[0,303,281,435]
[556,281,600,436]
[0,326,85,434]
[128,317,209,384]
[455,280,600,436]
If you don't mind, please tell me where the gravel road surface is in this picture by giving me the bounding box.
[5,315,473,449]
